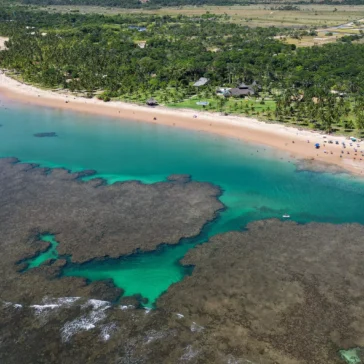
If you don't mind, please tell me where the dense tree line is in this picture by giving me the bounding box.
[20,0,142,9]
[4,0,364,8]
[1,7,364,132]
[2,0,244,8]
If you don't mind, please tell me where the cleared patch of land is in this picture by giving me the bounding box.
[37,4,364,28]
[281,31,349,47]
[0,36,9,51]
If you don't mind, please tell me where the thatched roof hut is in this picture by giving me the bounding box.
[227,88,254,98]
[238,82,249,89]
[146,97,158,106]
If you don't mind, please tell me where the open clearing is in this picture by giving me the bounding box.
[38,4,364,28]
[0,37,9,50]
[35,4,364,47]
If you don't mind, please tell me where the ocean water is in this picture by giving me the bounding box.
[340,349,362,364]
[1,99,364,306]
[22,234,59,270]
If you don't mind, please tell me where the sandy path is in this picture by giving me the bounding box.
[0,71,363,177]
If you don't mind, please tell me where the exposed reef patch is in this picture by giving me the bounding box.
[33,132,58,137]
[20,234,59,271]
[295,158,349,175]
[167,174,191,183]
[0,296,206,364]
[0,158,223,303]
[159,219,364,364]
[2,221,364,363]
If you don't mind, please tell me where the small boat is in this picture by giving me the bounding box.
[282,214,290,218]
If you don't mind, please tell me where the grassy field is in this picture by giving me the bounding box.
[167,96,363,137]
[20,3,364,47]
[168,96,275,116]
[36,4,364,28]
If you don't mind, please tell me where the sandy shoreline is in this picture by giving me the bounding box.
[1,71,363,176]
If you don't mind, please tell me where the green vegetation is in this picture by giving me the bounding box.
[9,3,364,29]
[1,6,364,134]
[4,0,364,8]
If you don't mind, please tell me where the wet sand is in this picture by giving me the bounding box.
[1,71,363,176]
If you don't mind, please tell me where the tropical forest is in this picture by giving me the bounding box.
[1,5,364,135]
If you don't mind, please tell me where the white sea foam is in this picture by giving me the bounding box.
[61,299,111,342]
[31,304,60,315]
[145,330,166,344]
[99,322,117,341]
[30,297,80,317]
[2,301,23,309]
[180,345,199,361]
[226,356,255,364]
[82,299,110,310]
[42,297,80,306]
[190,322,204,333]
[120,305,134,310]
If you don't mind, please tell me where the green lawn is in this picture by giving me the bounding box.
[115,90,276,118]
[168,96,276,117]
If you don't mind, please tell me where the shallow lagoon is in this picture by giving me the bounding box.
[1,100,364,305]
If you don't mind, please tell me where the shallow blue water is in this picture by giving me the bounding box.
[1,98,364,305]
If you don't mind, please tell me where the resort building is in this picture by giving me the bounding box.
[224,82,255,98]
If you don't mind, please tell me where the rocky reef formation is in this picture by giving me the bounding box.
[159,220,364,364]
[1,296,204,364]
[0,158,223,303]
[33,132,58,137]
[2,219,364,363]
[295,158,349,174]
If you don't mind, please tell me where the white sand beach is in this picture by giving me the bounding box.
[1,70,363,176]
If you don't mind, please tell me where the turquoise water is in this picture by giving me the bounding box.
[1,99,364,305]
[22,234,59,270]
[340,348,363,364]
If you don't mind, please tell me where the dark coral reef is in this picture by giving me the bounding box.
[1,220,364,363]
[1,157,364,364]
[0,157,223,303]
[33,132,58,137]
[159,220,364,364]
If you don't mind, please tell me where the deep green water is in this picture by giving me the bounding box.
[1,98,364,306]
